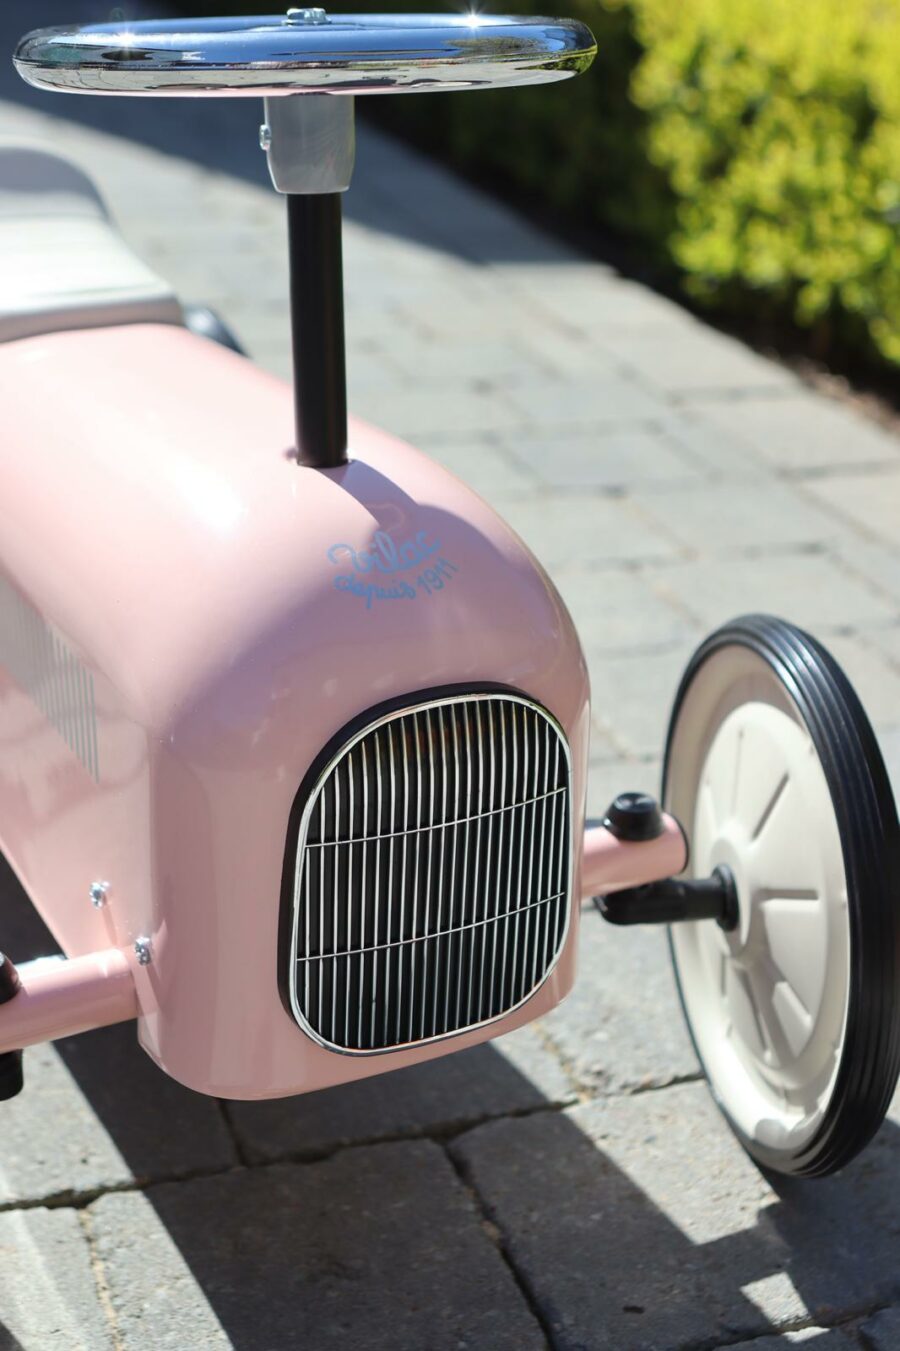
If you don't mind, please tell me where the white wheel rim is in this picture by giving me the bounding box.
[667,648,851,1153]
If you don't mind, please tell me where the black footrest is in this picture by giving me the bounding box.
[0,952,24,1100]
[0,1051,23,1101]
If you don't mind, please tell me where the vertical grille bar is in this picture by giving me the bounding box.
[383,724,397,1045]
[331,764,340,1045]
[479,700,497,1021]
[357,740,369,1048]
[420,709,437,1040]
[289,693,572,1053]
[371,729,384,1047]
[432,704,450,1039]
[464,702,485,1027]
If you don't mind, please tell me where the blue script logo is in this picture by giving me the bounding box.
[327,530,440,576]
[327,529,460,609]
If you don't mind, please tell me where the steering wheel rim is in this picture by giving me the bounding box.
[14,13,597,97]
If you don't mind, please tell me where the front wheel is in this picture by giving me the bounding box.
[663,615,900,1177]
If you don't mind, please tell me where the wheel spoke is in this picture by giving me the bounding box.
[725,965,769,1062]
[745,965,793,1068]
[758,898,827,1021]
[750,771,789,842]
[749,776,832,898]
[771,977,814,1060]
[756,887,819,902]
[733,720,794,845]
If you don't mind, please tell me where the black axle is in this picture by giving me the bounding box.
[595,865,739,931]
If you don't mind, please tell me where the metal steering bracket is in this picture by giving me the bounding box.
[262,89,355,471]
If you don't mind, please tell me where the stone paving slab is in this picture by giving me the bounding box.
[504,424,707,492]
[859,1307,900,1350]
[647,554,898,634]
[0,1207,114,1350]
[452,1082,900,1351]
[588,645,698,759]
[805,469,900,552]
[504,371,673,431]
[832,537,900,614]
[554,567,699,659]
[89,1142,547,1351]
[601,324,800,396]
[538,912,700,1095]
[492,494,685,572]
[416,435,539,501]
[642,408,776,485]
[0,1031,237,1208]
[683,390,900,475]
[632,479,846,554]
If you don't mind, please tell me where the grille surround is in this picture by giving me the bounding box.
[283,690,573,1055]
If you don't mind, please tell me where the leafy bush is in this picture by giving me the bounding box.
[175,1,900,366]
[625,0,900,364]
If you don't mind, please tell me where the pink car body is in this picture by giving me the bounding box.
[0,320,686,1099]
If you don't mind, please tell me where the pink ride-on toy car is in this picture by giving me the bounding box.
[1,12,898,1181]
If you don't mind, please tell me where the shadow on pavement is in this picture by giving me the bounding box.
[1,855,897,1349]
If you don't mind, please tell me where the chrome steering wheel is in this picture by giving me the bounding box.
[13,11,597,470]
[14,11,596,98]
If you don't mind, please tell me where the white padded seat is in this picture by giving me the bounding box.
[0,143,181,344]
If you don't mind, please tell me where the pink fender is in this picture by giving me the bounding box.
[0,322,596,1097]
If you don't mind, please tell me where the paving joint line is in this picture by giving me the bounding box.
[228,1095,580,1169]
[77,1208,127,1351]
[785,460,900,483]
[442,1137,555,1351]
[0,1097,580,1215]
[620,1070,705,1098]
[0,1163,242,1216]
[829,546,900,611]
[217,1098,253,1169]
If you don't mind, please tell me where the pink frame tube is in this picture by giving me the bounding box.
[0,949,137,1054]
[580,815,688,899]
[0,822,686,1059]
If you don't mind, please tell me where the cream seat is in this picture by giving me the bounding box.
[0,143,181,344]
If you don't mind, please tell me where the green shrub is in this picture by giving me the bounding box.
[174,1,900,367]
[625,0,900,364]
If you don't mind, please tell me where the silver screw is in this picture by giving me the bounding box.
[134,937,152,966]
[89,881,109,909]
[286,8,327,23]
[259,123,272,152]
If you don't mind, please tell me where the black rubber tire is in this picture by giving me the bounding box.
[663,614,900,1177]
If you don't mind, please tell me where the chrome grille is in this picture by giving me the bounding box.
[286,693,572,1053]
